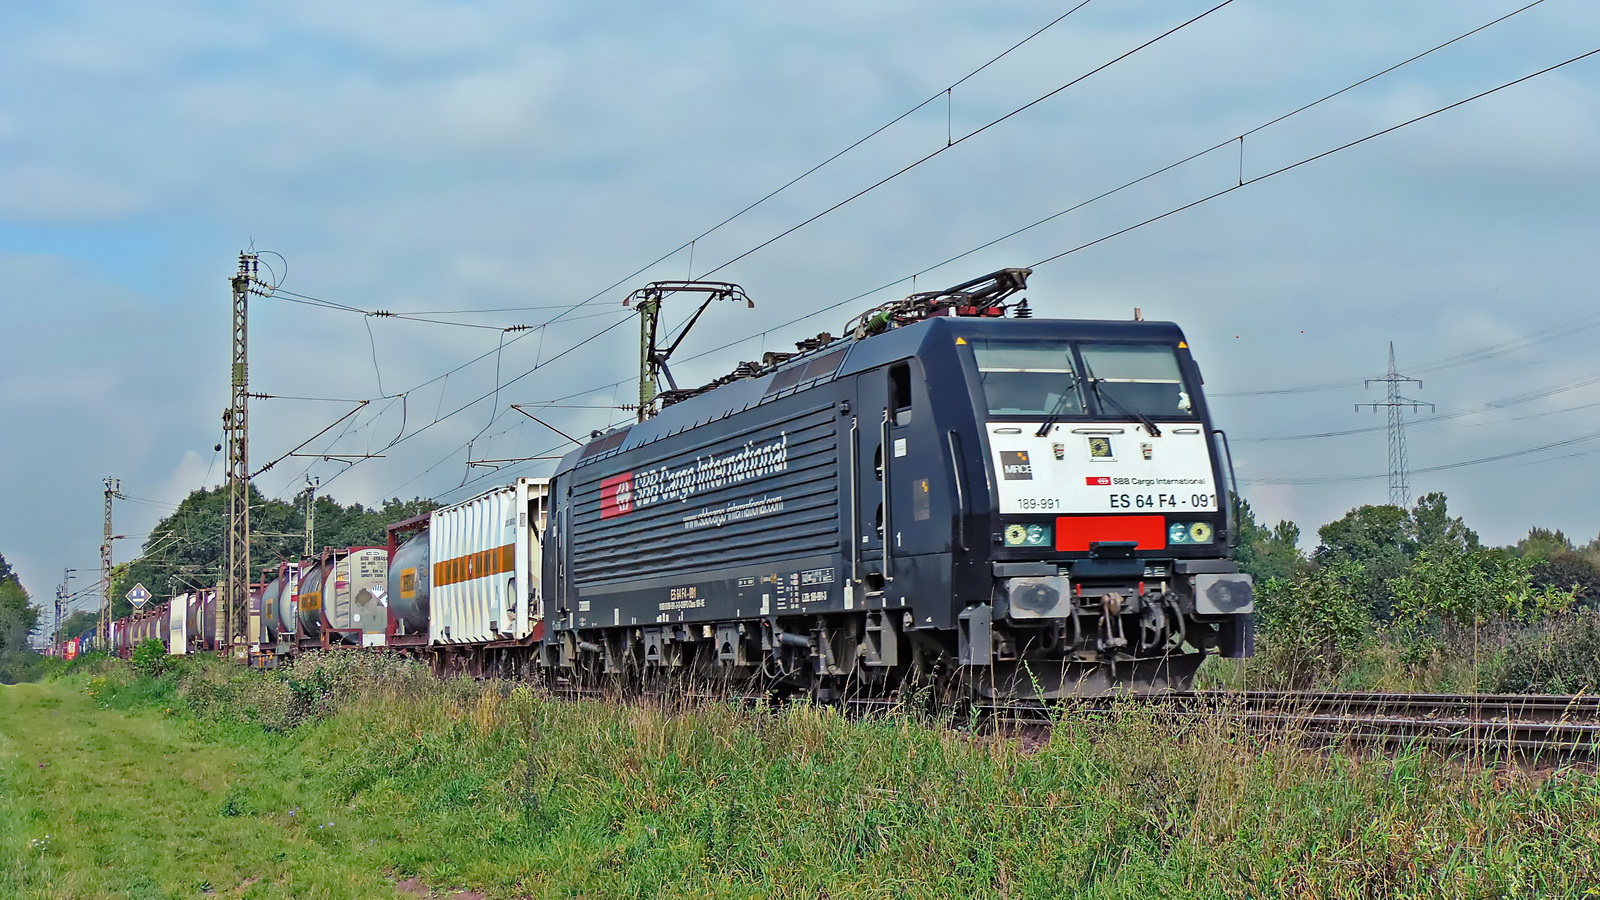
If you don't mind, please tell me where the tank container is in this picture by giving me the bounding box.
[297,563,326,639]
[261,577,281,641]
[321,548,388,646]
[388,531,431,635]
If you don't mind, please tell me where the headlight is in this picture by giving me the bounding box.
[1168,521,1214,544]
[1004,523,1052,547]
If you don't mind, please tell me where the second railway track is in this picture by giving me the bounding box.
[973,690,1600,755]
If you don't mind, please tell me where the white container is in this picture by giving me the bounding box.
[430,478,549,645]
[168,594,189,655]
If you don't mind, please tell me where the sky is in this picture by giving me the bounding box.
[3,0,1599,621]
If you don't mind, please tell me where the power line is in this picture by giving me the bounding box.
[532,1,1101,334]
[1242,426,1600,486]
[1237,372,1600,442]
[696,0,1241,282]
[625,3,1577,392]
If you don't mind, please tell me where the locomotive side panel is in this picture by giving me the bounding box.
[564,392,849,629]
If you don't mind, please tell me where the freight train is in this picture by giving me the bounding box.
[97,268,1254,700]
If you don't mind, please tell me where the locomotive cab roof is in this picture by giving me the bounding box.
[557,310,1194,477]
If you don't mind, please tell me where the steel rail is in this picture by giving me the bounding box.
[974,690,1600,755]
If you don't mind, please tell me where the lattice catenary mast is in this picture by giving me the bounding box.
[224,253,259,657]
[99,478,121,650]
[1356,343,1433,508]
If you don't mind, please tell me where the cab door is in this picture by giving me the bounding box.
[853,362,917,597]
[853,368,892,597]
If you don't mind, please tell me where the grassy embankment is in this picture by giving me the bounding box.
[4,651,1600,899]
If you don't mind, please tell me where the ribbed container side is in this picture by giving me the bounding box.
[168,597,188,655]
[249,585,264,645]
[430,478,548,645]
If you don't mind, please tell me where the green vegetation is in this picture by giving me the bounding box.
[0,550,45,684]
[6,652,1600,898]
[1214,493,1600,693]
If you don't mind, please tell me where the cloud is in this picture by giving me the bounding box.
[0,165,145,222]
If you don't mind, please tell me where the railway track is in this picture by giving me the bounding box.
[975,690,1600,755]
[563,681,1600,755]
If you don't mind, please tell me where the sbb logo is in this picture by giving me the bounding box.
[601,472,634,519]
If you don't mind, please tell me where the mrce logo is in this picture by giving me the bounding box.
[1000,450,1033,480]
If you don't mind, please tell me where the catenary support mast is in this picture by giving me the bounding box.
[225,253,258,658]
[99,478,120,650]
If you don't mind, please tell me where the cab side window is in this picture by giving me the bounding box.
[889,362,912,426]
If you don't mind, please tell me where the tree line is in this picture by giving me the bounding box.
[1232,491,1600,692]
[0,550,41,682]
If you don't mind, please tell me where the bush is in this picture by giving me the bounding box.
[1491,610,1600,694]
[1391,547,1575,633]
[178,658,301,732]
[279,649,433,721]
[1252,562,1372,688]
[130,639,170,677]
[169,650,434,733]
[0,649,47,684]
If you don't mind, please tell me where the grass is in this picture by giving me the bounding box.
[4,653,1600,898]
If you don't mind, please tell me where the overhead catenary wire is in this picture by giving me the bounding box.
[1026,49,1600,270]
[246,5,1587,514]
[695,0,1241,282]
[513,36,1600,497]
[614,2,1579,396]
[333,314,638,499]
[242,4,1238,504]
[532,1,1102,334]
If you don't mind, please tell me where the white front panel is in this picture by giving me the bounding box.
[987,422,1219,515]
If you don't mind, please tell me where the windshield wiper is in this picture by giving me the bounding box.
[1083,360,1161,438]
[1034,371,1083,437]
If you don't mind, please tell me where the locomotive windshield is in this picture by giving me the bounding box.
[1078,343,1194,418]
[971,339,1085,417]
[970,338,1195,419]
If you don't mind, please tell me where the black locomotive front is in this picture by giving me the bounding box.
[542,284,1252,699]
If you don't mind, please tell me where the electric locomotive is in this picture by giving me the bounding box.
[541,269,1253,699]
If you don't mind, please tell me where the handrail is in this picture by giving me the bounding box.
[947,431,968,553]
[849,416,861,588]
[1212,428,1240,548]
